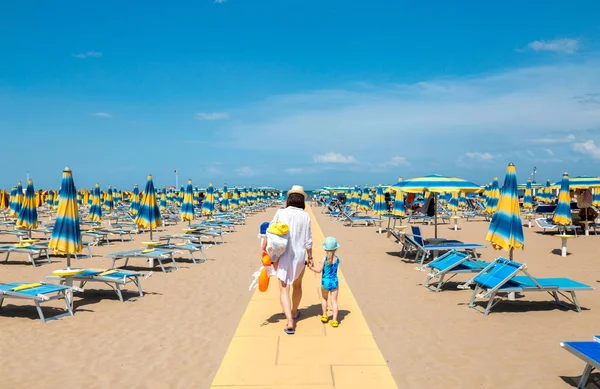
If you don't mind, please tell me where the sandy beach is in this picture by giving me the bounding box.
[1,204,598,388]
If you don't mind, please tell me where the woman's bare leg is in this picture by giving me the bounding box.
[279,280,293,330]
[330,289,339,322]
[320,287,328,317]
[291,268,305,318]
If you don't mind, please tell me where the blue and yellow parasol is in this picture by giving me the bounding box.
[373,184,387,215]
[552,173,572,227]
[202,182,215,215]
[135,175,163,240]
[88,184,103,222]
[16,179,38,235]
[181,179,195,223]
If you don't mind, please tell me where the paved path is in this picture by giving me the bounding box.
[211,206,398,389]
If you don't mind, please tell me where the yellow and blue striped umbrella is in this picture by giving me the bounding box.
[49,167,82,267]
[392,174,480,194]
[359,186,371,211]
[391,178,406,217]
[46,189,54,207]
[348,185,359,208]
[239,186,247,207]
[523,179,533,210]
[593,188,600,207]
[485,163,524,259]
[82,189,89,206]
[9,181,23,218]
[194,187,200,207]
[221,184,229,211]
[181,179,195,223]
[177,186,184,206]
[542,179,553,204]
[373,184,387,215]
[565,176,600,190]
[103,186,114,211]
[88,184,103,222]
[202,182,215,215]
[458,191,467,209]
[129,184,140,216]
[135,175,163,241]
[0,189,7,209]
[16,179,38,232]
[160,190,167,210]
[231,188,239,209]
[448,191,459,213]
[8,187,18,217]
[485,177,500,215]
[552,173,572,226]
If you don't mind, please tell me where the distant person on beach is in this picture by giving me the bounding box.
[269,185,313,335]
[308,236,341,327]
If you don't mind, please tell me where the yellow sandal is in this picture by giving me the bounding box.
[330,320,339,328]
[320,315,329,323]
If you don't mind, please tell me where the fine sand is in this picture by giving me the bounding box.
[311,208,600,389]
[1,205,599,389]
[0,208,278,388]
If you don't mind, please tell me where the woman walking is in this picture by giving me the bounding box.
[270,185,313,334]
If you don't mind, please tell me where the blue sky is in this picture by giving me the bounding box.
[1,0,599,191]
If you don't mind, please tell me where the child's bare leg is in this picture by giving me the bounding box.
[330,289,339,322]
[320,287,329,317]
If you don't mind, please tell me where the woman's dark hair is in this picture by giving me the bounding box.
[286,193,305,209]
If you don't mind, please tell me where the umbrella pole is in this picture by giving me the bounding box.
[67,253,71,269]
[150,225,153,241]
[434,192,438,239]
[509,248,514,261]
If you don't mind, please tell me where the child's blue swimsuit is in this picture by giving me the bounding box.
[321,256,340,291]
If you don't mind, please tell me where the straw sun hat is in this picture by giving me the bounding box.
[287,185,307,199]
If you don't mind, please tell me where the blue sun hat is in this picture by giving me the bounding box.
[322,236,340,251]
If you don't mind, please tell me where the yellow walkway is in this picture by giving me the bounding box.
[211,207,398,389]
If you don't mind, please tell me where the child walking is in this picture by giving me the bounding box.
[309,236,341,327]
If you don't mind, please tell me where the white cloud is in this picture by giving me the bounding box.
[207,167,223,175]
[313,152,357,164]
[214,0,226,3]
[285,168,305,174]
[196,112,229,121]
[526,38,579,54]
[464,152,495,161]
[72,51,102,59]
[572,140,600,159]
[236,166,256,176]
[528,134,576,144]
[90,112,112,118]
[381,156,410,167]
[543,148,555,156]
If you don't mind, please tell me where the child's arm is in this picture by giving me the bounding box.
[308,258,325,273]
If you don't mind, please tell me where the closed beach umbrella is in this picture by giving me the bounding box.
[202,182,215,215]
[88,184,103,222]
[485,177,500,215]
[135,175,163,241]
[391,183,406,217]
[231,188,239,209]
[543,179,553,204]
[485,163,524,259]
[523,179,533,210]
[373,184,387,215]
[239,186,247,207]
[49,167,82,268]
[552,173,572,227]
[129,185,140,216]
[593,188,600,207]
[10,181,23,218]
[349,185,360,209]
[8,187,18,217]
[448,191,459,213]
[221,184,229,211]
[181,179,195,224]
[359,186,371,211]
[46,189,54,207]
[16,179,38,236]
[0,189,7,209]
[104,186,114,211]
[177,186,184,206]
[160,190,167,210]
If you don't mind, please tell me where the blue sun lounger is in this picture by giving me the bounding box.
[47,269,151,302]
[402,232,485,265]
[462,257,593,315]
[106,249,178,273]
[560,335,600,388]
[157,242,206,264]
[0,244,51,266]
[0,282,73,322]
[422,250,489,292]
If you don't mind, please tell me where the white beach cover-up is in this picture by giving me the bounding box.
[271,206,312,285]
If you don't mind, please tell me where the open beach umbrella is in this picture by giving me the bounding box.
[392,174,480,238]
[485,177,500,215]
[448,191,459,213]
[359,186,371,211]
[373,184,387,215]
[181,179,195,224]
[221,184,229,211]
[129,185,140,216]
[16,179,38,237]
[485,163,524,260]
[552,173,572,228]
[135,175,162,241]
[458,191,467,209]
[564,176,600,190]
[49,167,82,268]
[523,179,533,210]
[89,184,103,222]
[231,188,239,209]
[202,182,215,215]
